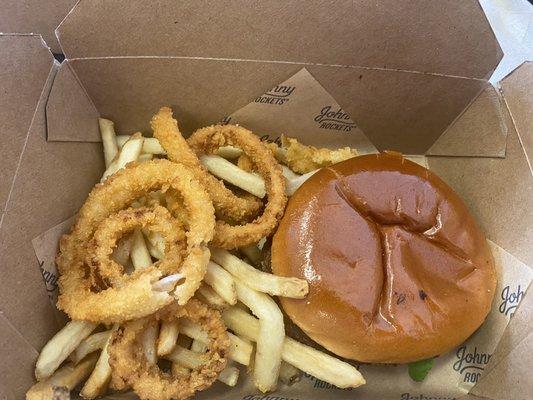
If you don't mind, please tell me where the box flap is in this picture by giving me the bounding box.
[0,34,55,217]
[471,285,533,400]
[53,58,495,154]
[47,61,100,142]
[0,37,104,400]
[427,84,508,157]
[500,62,532,171]
[56,0,501,79]
[0,0,76,53]
[428,105,532,267]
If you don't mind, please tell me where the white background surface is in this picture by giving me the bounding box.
[480,0,533,83]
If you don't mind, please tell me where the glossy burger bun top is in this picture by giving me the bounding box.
[271,152,496,364]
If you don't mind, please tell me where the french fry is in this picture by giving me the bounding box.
[143,322,160,365]
[117,135,166,155]
[280,165,300,181]
[79,326,117,399]
[234,281,284,392]
[143,230,165,260]
[171,362,190,376]
[157,320,180,356]
[70,330,112,364]
[100,133,144,182]
[138,153,154,162]
[210,248,308,299]
[165,346,239,386]
[98,118,119,168]
[179,319,253,366]
[279,361,301,385]
[27,354,98,400]
[204,261,237,305]
[196,283,228,309]
[286,169,318,196]
[221,307,365,389]
[218,363,240,387]
[112,233,133,267]
[130,228,152,270]
[35,320,97,381]
[239,243,263,267]
[217,145,243,159]
[200,155,266,198]
[190,339,208,353]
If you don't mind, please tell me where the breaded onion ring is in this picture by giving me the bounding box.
[187,125,287,249]
[151,107,262,223]
[87,206,186,284]
[109,300,230,400]
[57,160,215,323]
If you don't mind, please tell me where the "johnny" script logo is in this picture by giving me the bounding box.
[242,395,300,400]
[453,346,491,383]
[400,394,456,400]
[39,260,59,301]
[255,85,295,105]
[499,285,524,317]
[314,106,355,132]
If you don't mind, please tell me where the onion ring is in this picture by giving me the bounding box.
[57,160,215,323]
[151,107,262,223]
[187,124,287,249]
[86,206,186,284]
[109,300,230,400]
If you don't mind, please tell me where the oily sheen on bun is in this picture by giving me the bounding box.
[271,152,496,364]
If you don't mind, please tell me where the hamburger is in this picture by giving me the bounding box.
[271,151,496,364]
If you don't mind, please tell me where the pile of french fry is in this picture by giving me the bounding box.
[27,119,364,399]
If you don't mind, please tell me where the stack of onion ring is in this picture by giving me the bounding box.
[152,107,263,223]
[57,160,215,323]
[151,107,287,249]
[109,300,230,400]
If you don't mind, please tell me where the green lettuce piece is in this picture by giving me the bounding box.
[408,358,435,382]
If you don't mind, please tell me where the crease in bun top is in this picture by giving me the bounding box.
[271,151,497,364]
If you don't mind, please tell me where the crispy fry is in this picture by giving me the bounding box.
[144,230,166,260]
[281,135,357,174]
[196,283,228,310]
[80,326,117,399]
[157,320,180,356]
[27,354,98,400]
[190,339,208,353]
[117,135,166,155]
[138,153,154,162]
[201,155,266,198]
[234,281,284,392]
[286,169,318,196]
[71,330,112,364]
[35,320,97,381]
[99,118,119,168]
[112,233,133,267]
[101,133,144,182]
[179,319,252,366]
[151,107,262,222]
[221,307,365,388]
[204,261,237,305]
[130,228,153,270]
[211,248,308,298]
[142,321,159,366]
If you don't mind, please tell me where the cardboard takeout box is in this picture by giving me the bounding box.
[1,1,531,399]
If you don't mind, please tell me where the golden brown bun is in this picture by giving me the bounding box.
[271,152,496,364]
